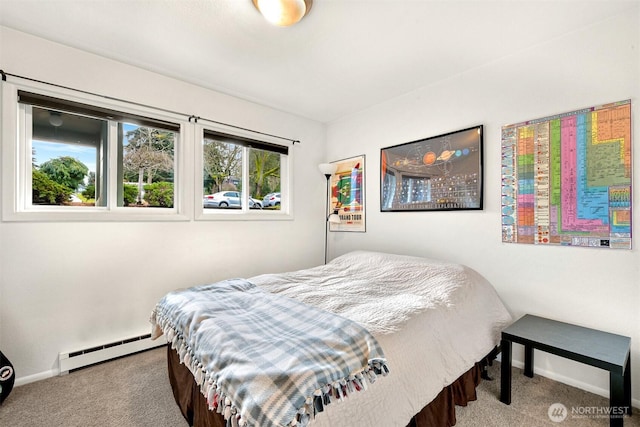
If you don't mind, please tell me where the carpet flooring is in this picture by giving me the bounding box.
[0,346,636,426]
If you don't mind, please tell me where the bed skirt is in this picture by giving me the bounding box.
[166,346,493,427]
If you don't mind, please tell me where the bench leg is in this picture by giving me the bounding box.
[610,371,626,427]
[624,355,631,416]
[500,338,512,405]
[524,344,534,378]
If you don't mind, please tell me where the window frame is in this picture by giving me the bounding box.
[1,80,190,222]
[195,123,293,221]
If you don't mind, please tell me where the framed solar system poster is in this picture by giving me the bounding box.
[380,125,484,211]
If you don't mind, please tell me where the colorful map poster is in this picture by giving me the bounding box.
[501,100,632,249]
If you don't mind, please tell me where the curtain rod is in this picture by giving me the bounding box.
[0,70,300,145]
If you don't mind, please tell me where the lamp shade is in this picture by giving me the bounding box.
[328,213,341,224]
[318,163,337,176]
[252,0,313,27]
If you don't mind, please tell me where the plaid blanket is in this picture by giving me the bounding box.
[150,278,388,427]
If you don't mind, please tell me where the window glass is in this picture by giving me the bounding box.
[202,137,243,209]
[201,130,287,213]
[250,148,282,210]
[16,90,181,216]
[30,106,108,207]
[8,87,290,221]
[119,123,176,208]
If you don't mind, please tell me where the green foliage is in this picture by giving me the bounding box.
[203,139,241,193]
[202,140,281,198]
[249,149,280,198]
[143,182,174,208]
[86,171,96,186]
[39,156,89,190]
[32,169,72,205]
[123,126,175,184]
[123,184,138,206]
[82,184,96,199]
[126,126,174,151]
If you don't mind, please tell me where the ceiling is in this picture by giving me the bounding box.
[0,1,636,123]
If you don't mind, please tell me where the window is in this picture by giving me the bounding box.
[2,81,292,222]
[200,128,290,217]
[30,108,108,207]
[2,83,186,221]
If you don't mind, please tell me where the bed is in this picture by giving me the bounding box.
[150,250,512,427]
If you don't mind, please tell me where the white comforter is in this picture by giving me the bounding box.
[249,251,512,427]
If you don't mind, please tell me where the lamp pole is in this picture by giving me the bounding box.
[323,173,331,264]
[318,163,337,264]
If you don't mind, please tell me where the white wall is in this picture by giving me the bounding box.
[2,4,639,405]
[0,27,327,382]
[326,7,640,404]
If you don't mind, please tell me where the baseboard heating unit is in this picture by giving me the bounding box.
[58,333,165,374]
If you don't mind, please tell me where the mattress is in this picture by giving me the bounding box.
[152,250,512,427]
[248,251,512,426]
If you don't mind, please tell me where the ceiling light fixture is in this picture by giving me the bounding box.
[252,0,313,27]
[49,111,63,127]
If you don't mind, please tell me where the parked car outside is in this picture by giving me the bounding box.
[203,191,262,209]
[262,192,281,207]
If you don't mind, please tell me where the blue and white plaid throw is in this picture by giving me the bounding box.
[150,278,388,427]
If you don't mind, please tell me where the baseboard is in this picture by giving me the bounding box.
[14,342,166,387]
[14,369,57,387]
[507,358,640,409]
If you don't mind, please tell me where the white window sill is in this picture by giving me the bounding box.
[2,208,190,222]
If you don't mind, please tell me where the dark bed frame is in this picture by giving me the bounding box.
[166,346,499,427]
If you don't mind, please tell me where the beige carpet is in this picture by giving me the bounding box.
[456,362,637,427]
[0,347,185,427]
[0,347,636,426]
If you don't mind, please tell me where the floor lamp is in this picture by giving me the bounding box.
[318,163,340,264]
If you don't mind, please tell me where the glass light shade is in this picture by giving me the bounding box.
[318,163,337,176]
[49,112,63,127]
[253,0,311,27]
